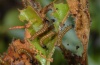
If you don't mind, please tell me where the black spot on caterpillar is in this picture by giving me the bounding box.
[57,25,72,46]
[40,31,55,47]
[31,20,49,40]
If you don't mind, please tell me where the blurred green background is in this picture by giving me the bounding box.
[0,0,100,65]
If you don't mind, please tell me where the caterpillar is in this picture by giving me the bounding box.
[22,0,39,8]
[9,26,25,30]
[40,31,55,47]
[17,48,53,62]
[17,48,33,61]
[40,2,53,19]
[57,25,72,46]
[9,23,31,30]
[31,19,49,40]
[61,25,72,37]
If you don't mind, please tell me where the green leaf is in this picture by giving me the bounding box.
[19,6,43,32]
[19,6,42,23]
[30,39,47,65]
[52,3,69,32]
[19,5,47,65]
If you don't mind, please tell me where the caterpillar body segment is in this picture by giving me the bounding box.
[17,48,33,61]
[31,20,49,40]
[57,25,73,46]
[40,31,55,47]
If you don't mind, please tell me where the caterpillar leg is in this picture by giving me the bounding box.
[57,25,73,46]
[40,31,55,47]
[31,20,49,40]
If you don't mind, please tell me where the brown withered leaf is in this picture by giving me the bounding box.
[1,39,39,65]
[59,44,82,65]
[67,0,90,65]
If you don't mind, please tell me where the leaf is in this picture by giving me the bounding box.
[19,5,43,32]
[19,5,48,65]
[29,39,47,65]
[67,0,90,64]
[52,3,69,32]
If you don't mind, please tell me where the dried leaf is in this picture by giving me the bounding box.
[67,0,90,64]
